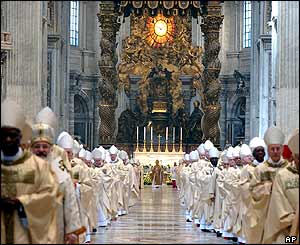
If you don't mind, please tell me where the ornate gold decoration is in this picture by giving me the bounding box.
[118,13,204,115]
[146,14,175,47]
[152,101,167,113]
[97,2,121,144]
[200,2,224,145]
[118,1,202,18]
[1,167,35,184]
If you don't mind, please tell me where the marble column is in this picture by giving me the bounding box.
[249,1,273,139]
[258,35,272,138]
[200,1,224,146]
[97,1,120,145]
[274,1,299,136]
[47,1,70,134]
[2,1,48,121]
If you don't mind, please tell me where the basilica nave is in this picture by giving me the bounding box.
[1,1,299,244]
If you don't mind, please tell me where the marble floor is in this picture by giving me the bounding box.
[91,186,233,244]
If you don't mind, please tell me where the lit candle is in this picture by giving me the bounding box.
[137,126,139,143]
[151,127,153,141]
[166,127,168,141]
[180,127,182,141]
[144,127,146,141]
[173,127,175,143]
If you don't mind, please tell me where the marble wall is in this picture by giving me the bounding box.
[68,1,100,147]
[1,1,48,122]
[47,1,71,136]
[249,1,273,139]
[249,1,299,139]
[273,1,299,138]
[219,1,251,147]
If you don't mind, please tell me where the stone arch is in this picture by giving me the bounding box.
[74,93,91,147]
[228,96,246,146]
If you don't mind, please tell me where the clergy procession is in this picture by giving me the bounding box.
[1,99,141,244]
[1,98,299,245]
[176,127,299,244]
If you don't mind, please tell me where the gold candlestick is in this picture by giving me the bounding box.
[143,140,146,152]
[135,142,140,152]
[172,142,176,152]
[165,140,169,152]
[150,140,154,152]
[179,140,183,152]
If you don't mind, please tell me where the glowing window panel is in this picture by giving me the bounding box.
[146,14,175,48]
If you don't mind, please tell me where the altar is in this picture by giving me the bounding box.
[133,124,185,166]
[134,150,185,166]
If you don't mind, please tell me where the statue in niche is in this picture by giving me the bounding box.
[116,107,138,143]
[172,108,189,143]
[188,100,204,143]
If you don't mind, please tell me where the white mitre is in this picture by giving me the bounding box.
[72,140,81,155]
[57,132,73,149]
[92,148,102,160]
[119,150,128,161]
[233,145,241,158]
[264,126,285,145]
[98,146,107,161]
[32,107,57,145]
[204,140,214,151]
[35,107,57,130]
[109,145,119,155]
[240,144,252,158]
[31,123,55,145]
[56,131,69,145]
[1,98,26,130]
[209,147,219,158]
[78,148,86,159]
[221,150,229,163]
[287,128,299,155]
[226,147,234,159]
[197,144,206,155]
[249,137,266,151]
[189,150,199,161]
[85,151,93,161]
[1,99,32,143]
[184,153,190,161]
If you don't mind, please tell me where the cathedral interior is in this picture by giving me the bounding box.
[1,1,299,154]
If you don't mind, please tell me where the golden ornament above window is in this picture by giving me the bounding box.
[146,13,175,48]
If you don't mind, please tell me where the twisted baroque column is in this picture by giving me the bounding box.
[200,1,224,145]
[97,2,120,144]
